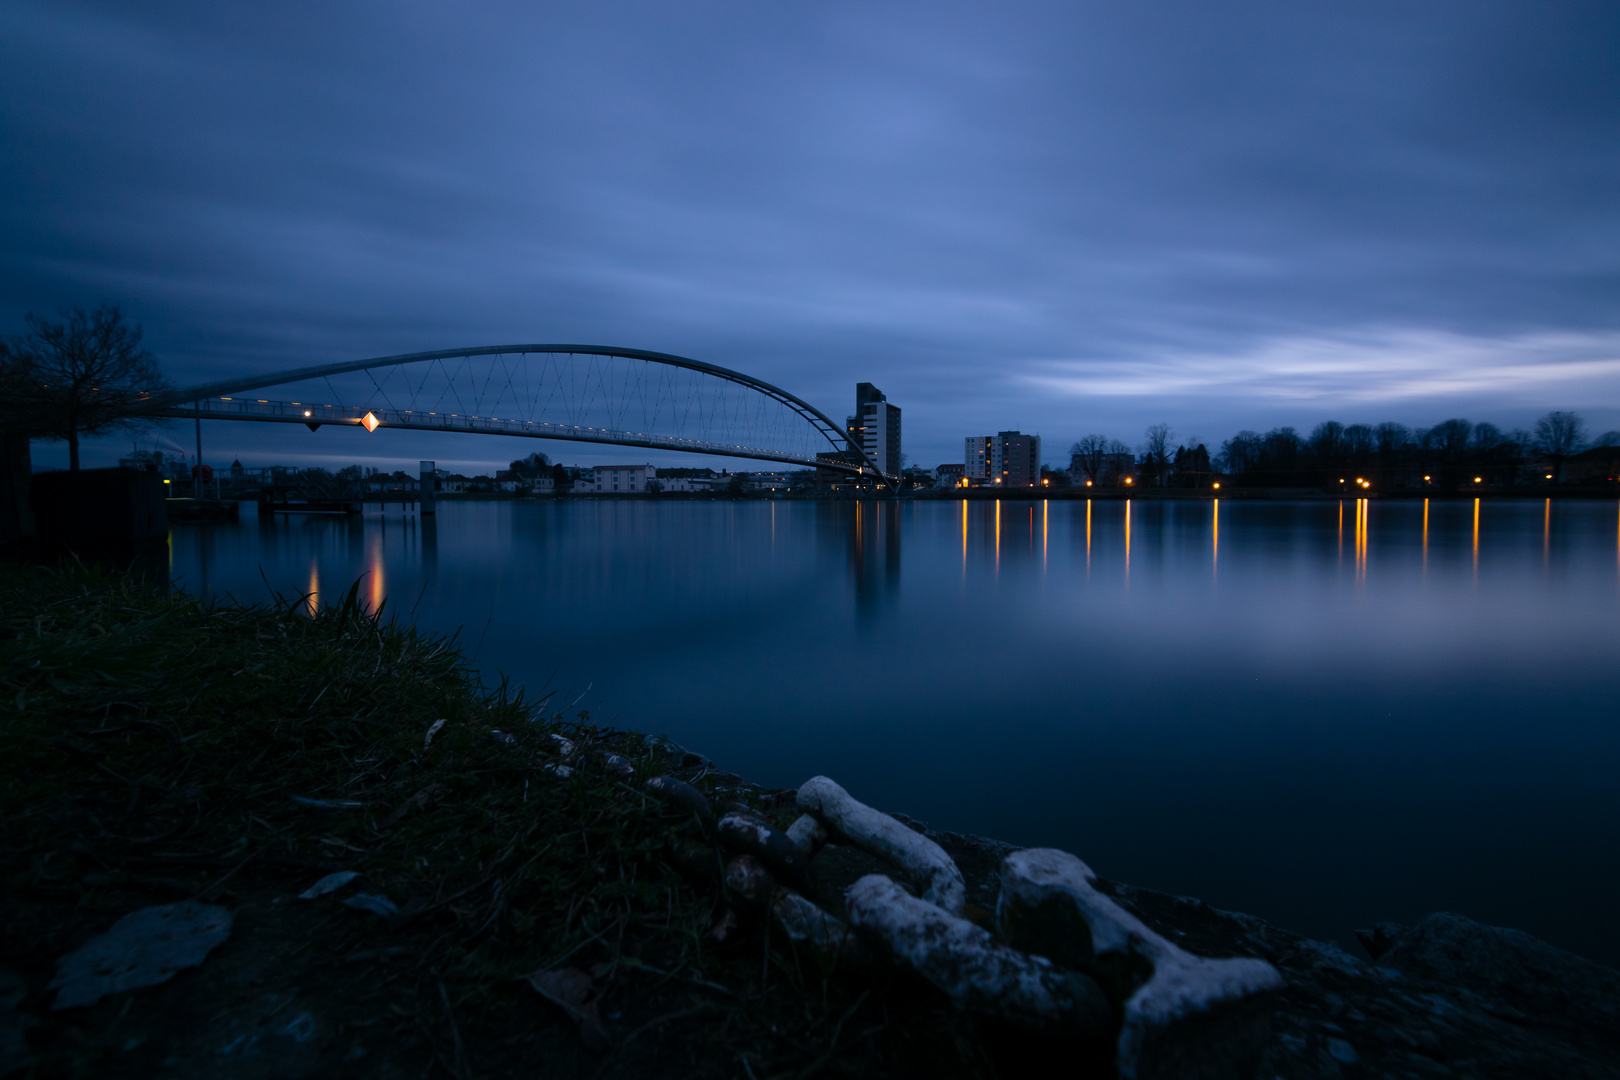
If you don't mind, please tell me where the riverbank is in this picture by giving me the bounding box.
[2,564,1616,1078]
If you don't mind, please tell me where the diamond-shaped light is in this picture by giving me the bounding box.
[361,411,380,432]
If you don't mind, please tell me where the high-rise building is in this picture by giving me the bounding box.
[965,431,1043,486]
[964,436,992,480]
[846,382,902,477]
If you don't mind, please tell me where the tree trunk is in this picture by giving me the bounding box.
[68,428,80,472]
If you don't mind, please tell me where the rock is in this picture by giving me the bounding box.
[997,849,1282,1080]
[644,776,712,823]
[50,901,235,1010]
[1354,922,1404,960]
[785,813,829,858]
[716,811,813,891]
[797,776,966,915]
[770,888,873,973]
[1375,913,1620,1045]
[722,854,778,907]
[724,857,871,971]
[846,874,1112,1039]
[704,907,743,946]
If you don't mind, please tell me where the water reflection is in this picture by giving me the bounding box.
[844,500,900,622]
[165,497,1620,966]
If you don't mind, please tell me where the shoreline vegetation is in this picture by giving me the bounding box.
[3,564,1617,1078]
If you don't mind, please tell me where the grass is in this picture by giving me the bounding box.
[0,561,995,1078]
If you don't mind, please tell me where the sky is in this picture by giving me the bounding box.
[4,0,1619,473]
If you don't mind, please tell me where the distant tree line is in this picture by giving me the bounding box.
[1069,411,1619,492]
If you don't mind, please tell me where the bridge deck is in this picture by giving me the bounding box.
[153,397,864,474]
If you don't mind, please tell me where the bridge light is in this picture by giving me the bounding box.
[304,410,312,417]
[361,411,381,433]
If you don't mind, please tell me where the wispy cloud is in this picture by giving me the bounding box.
[1024,330,1620,407]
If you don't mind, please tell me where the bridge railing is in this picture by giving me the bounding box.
[152,396,865,474]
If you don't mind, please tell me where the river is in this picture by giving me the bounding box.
[169,495,1620,965]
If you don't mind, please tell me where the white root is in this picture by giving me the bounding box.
[796,776,965,915]
[845,875,1110,1037]
[997,849,1284,1080]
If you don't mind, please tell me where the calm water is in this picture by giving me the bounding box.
[170,497,1620,964]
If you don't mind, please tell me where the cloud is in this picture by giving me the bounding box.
[1024,330,1620,407]
[3,0,1619,466]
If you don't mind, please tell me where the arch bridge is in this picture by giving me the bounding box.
[144,344,891,488]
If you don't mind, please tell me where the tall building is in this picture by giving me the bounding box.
[965,431,1043,487]
[846,382,902,477]
[964,436,992,480]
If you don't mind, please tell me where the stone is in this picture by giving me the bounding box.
[722,854,778,907]
[716,810,812,891]
[50,901,235,1010]
[724,857,871,971]
[785,813,829,857]
[770,888,873,973]
[797,776,965,915]
[644,776,712,823]
[997,849,1283,1080]
[846,874,1112,1039]
[1375,912,1620,1045]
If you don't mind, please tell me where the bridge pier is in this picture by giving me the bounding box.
[420,461,436,515]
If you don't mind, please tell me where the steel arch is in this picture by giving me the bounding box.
[146,344,892,486]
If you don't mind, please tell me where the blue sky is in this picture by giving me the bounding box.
[5,0,1618,472]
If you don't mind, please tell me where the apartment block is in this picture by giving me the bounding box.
[964,431,1043,487]
[588,464,657,493]
[846,382,902,477]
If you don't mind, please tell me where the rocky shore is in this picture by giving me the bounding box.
[4,564,1616,1079]
[641,756,1620,1079]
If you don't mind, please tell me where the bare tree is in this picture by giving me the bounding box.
[1343,424,1375,462]
[1428,418,1473,463]
[1535,410,1587,481]
[1374,422,1410,461]
[4,305,169,471]
[1217,430,1262,474]
[1069,434,1109,484]
[1139,423,1174,486]
[1308,421,1346,464]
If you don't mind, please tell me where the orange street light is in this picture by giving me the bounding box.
[1474,477,1483,483]
[1085,480,1093,487]
[1212,482,1221,489]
